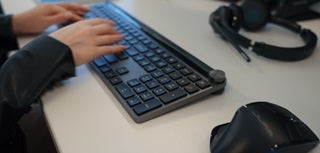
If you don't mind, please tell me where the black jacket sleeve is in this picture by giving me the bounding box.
[0,14,19,65]
[0,35,75,143]
[0,14,19,51]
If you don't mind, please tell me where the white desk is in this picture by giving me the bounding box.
[3,0,320,153]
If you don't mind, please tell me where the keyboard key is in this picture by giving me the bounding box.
[158,76,171,84]
[176,78,190,86]
[138,59,150,66]
[124,35,133,41]
[132,31,141,37]
[104,55,118,63]
[180,67,193,75]
[169,71,183,80]
[132,54,144,61]
[140,91,154,101]
[127,79,140,87]
[166,57,178,64]
[151,70,164,78]
[115,52,129,60]
[110,77,122,85]
[164,82,179,91]
[159,89,187,104]
[99,65,111,73]
[155,60,167,68]
[93,57,108,67]
[149,56,161,62]
[144,64,157,72]
[162,66,175,74]
[145,80,160,89]
[142,39,151,44]
[196,79,211,89]
[116,67,129,75]
[155,48,165,54]
[173,62,185,70]
[184,84,199,94]
[137,36,146,41]
[152,86,167,96]
[126,48,139,56]
[144,51,155,58]
[160,52,171,59]
[115,83,135,99]
[188,73,201,82]
[134,43,148,52]
[104,71,117,79]
[127,96,141,107]
[133,85,147,94]
[140,74,152,83]
[133,99,162,115]
[128,39,138,44]
[147,43,158,49]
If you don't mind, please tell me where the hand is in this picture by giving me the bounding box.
[12,3,89,35]
[50,18,125,66]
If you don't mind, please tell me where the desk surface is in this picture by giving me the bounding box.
[3,0,320,153]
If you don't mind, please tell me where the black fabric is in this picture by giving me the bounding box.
[0,35,75,152]
[0,124,27,153]
[0,2,3,14]
[0,4,19,65]
[0,15,19,54]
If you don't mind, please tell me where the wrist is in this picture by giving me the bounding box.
[12,14,24,35]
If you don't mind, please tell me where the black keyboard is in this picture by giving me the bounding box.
[85,2,227,123]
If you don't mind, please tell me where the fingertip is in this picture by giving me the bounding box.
[99,45,126,55]
[83,6,90,12]
[109,20,115,25]
[120,45,126,50]
[113,45,126,52]
[77,5,90,12]
[66,12,84,22]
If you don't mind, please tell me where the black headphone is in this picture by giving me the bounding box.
[209,0,318,62]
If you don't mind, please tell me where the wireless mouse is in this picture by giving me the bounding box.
[210,102,319,153]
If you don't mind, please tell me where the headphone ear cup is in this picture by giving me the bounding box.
[241,0,270,31]
[209,6,234,39]
[228,4,243,33]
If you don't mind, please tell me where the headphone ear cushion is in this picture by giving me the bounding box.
[209,6,234,38]
[241,0,270,31]
[216,6,234,27]
[228,4,243,32]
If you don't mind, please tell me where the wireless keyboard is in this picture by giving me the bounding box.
[85,2,227,123]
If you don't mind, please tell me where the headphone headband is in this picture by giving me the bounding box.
[252,29,317,61]
[209,3,318,62]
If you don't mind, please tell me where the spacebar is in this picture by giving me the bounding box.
[159,89,187,104]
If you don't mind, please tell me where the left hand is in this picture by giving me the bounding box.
[12,3,89,35]
[50,18,125,66]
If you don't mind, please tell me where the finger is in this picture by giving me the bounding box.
[75,10,88,16]
[93,24,119,35]
[86,18,115,26]
[57,3,90,12]
[49,11,83,24]
[49,3,86,20]
[96,45,126,56]
[46,5,80,23]
[96,34,124,45]
[65,12,85,21]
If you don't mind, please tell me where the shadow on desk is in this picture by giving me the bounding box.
[18,103,57,153]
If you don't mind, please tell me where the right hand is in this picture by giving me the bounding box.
[50,18,125,66]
